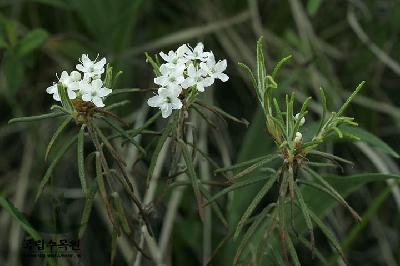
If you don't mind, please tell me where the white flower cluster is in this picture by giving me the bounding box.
[147,43,229,118]
[46,54,111,108]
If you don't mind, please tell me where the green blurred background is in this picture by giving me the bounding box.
[1,0,400,265]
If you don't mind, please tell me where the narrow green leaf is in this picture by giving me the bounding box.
[104,100,130,111]
[272,55,292,79]
[333,127,343,138]
[8,111,65,124]
[294,184,314,251]
[230,154,280,180]
[112,192,131,234]
[104,64,113,88]
[113,71,123,89]
[146,122,172,185]
[77,125,88,195]
[50,104,71,114]
[0,194,41,240]
[93,124,127,167]
[145,52,161,76]
[256,36,266,101]
[0,194,57,266]
[286,232,301,266]
[180,140,204,219]
[341,125,399,158]
[35,135,77,201]
[238,62,257,89]
[45,116,72,160]
[304,167,361,222]
[126,111,161,138]
[111,88,145,95]
[235,203,276,262]
[273,98,284,123]
[308,150,353,165]
[215,154,276,173]
[337,81,365,117]
[316,87,327,136]
[297,236,328,265]
[57,83,74,112]
[199,186,228,228]
[95,152,119,232]
[333,187,391,263]
[100,116,146,155]
[234,172,278,239]
[194,101,249,127]
[78,182,97,239]
[204,176,272,206]
[308,209,348,264]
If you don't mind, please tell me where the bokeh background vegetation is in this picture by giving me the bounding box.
[1,0,400,265]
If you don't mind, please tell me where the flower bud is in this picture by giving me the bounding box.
[295,113,305,126]
[294,131,303,143]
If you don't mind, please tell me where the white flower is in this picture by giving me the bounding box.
[186,42,211,61]
[76,54,106,79]
[182,64,213,92]
[200,55,228,83]
[46,83,60,101]
[159,44,190,69]
[46,71,82,101]
[81,79,112,107]
[147,87,182,118]
[154,64,185,93]
[295,113,305,126]
[294,132,303,143]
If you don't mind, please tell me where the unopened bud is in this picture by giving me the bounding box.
[294,132,303,143]
[295,113,305,126]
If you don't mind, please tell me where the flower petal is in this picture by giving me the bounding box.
[76,64,85,72]
[70,71,82,82]
[53,93,61,101]
[67,90,77,99]
[215,59,227,72]
[161,105,172,118]
[147,95,163,107]
[46,84,56,94]
[217,73,229,82]
[170,98,182,109]
[82,93,92,102]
